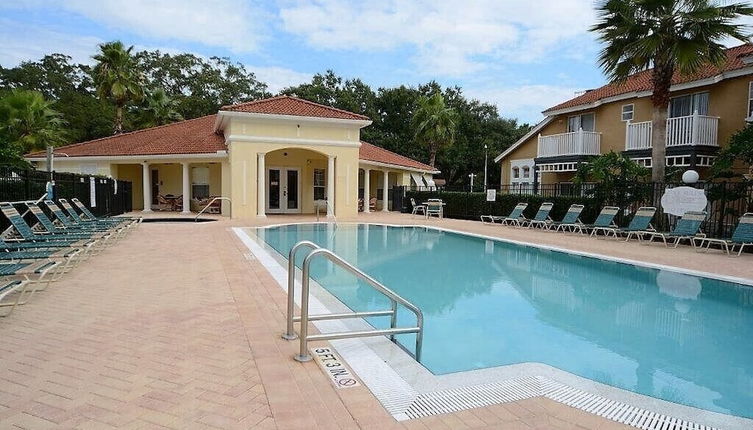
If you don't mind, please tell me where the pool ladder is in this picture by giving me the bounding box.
[283,240,424,363]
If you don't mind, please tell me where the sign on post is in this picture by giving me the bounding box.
[660,186,707,216]
[486,189,497,202]
[89,177,97,208]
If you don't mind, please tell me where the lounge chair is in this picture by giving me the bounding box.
[410,198,426,217]
[592,207,656,241]
[0,202,96,247]
[525,202,554,228]
[643,211,706,247]
[44,201,122,239]
[70,198,137,225]
[481,203,528,225]
[547,204,585,232]
[0,259,60,314]
[24,202,109,242]
[696,212,753,256]
[585,206,621,236]
[0,279,28,317]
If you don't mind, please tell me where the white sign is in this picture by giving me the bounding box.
[660,186,707,216]
[486,189,497,202]
[310,347,360,389]
[89,177,97,208]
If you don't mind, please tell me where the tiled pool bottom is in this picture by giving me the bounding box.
[235,224,753,430]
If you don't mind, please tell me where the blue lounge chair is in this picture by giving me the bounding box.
[44,201,121,237]
[24,202,108,241]
[0,259,60,314]
[0,279,28,317]
[643,211,706,247]
[696,213,753,256]
[70,198,138,225]
[0,202,95,247]
[584,206,620,235]
[547,204,585,232]
[481,203,528,225]
[593,207,656,241]
[525,202,555,228]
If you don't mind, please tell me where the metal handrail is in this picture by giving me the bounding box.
[283,241,424,363]
[194,196,230,221]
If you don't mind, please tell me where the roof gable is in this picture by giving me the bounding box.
[221,95,370,121]
[546,43,753,114]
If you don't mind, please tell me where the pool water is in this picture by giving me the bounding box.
[254,223,753,419]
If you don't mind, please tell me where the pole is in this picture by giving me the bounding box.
[483,144,488,191]
[468,173,476,192]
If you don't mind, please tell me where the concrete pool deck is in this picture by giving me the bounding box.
[0,212,749,429]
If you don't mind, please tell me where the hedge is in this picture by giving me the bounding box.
[405,191,603,224]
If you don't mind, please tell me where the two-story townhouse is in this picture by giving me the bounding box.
[495,43,753,189]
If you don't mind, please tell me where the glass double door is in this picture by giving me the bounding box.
[266,167,300,213]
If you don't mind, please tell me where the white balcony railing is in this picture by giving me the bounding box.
[625,111,719,151]
[537,129,601,158]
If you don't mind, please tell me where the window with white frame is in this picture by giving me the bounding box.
[510,159,534,192]
[313,168,326,200]
[522,166,530,178]
[621,104,634,121]
[748,82,753,119]
[669,92,709,117]
[512,167,520,179]
[191,166,210,199]
[567,113,595,132]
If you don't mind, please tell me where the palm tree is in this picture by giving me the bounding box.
[140,88,183,127]
[591,0,753,181]
[92,41,144,134]
[0,89,67,156]
[412,93,457,168]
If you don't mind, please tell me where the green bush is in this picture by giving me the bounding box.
[406,191,602,223]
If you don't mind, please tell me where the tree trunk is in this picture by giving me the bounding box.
[650,60,673,182]
[429,147,437,168]
[114,105,124,134]
[650,106,667,182]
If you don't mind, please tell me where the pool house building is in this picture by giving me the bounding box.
[26,96,438,218]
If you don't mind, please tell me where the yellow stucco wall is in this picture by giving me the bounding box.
[499,74,753,185]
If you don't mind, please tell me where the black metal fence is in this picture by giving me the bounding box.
[0,168,133,232]
[394,181,753,239]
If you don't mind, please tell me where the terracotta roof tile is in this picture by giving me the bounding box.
[546,44,753,113]
[221,95,370,121]
[359,141,437,172]
[27,115,225,158]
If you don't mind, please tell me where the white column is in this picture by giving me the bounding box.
[142,162,152,212]
[181,162,191,213]
[327,155,335,218]
[382,170,389,212]
[257,153,266,218]
[363,168,370,213]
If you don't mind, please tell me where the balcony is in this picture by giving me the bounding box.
[625,112,719,151]
[537,129,601,158]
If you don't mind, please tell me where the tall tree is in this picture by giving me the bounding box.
[412,93,458,168]
[92,41,144,134]
[0,90,67,161]
[591,0,753,181]
[138,88,183,127]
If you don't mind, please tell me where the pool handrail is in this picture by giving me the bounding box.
[283,240,424,363]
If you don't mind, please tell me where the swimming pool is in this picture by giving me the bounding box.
[253,223,753,420]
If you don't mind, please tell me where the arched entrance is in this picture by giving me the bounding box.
[263,147,329,214]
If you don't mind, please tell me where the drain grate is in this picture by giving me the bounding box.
[397,376,718,430]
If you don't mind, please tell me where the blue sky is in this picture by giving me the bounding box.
[0,1,654,123]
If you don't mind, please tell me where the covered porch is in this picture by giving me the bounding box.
[112,157,229,215]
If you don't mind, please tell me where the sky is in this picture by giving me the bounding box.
[0,1,745,124]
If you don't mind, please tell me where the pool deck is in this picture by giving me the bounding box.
[0,212,750,429]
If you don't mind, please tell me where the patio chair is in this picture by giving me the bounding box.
[410,198,426,217]
[70,198,139,225]
[584,206,621,236]
[643,211,706,248]
[0,259,60,314]
[59,199,126,229]
[24,202,109,242]
[0,202,96,248]
[426,200,444,219]
[481,203,528,226]
[0,237,83,280]
[525,202,555,228]
[157,195,171,211]
[368,197,377,211]
[696,212,753,256]
[43,201,115,232]
[594,207,657,241]
[546,204,585,232]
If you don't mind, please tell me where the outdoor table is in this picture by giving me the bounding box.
[422,201,446,219]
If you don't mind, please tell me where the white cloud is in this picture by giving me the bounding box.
[278,0,596,76]
[466,84,582,124]
[0,18,101,66]
[8,0,266,53]
[250,66,312,93]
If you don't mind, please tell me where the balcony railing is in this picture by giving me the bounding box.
[537,129,601,158]
[625,111,719,151]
